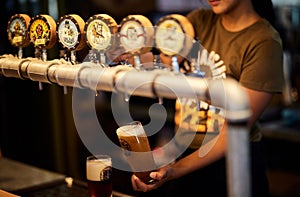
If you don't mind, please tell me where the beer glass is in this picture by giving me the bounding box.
[86,155,112,197]
[116,121,156,184]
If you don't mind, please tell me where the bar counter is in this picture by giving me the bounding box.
[0,157,134,197]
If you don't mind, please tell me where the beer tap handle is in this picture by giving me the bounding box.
[124,92,130,102]
[153,54,162,69]
[63,86,68,95]
[158,97,163,105]
[197,100,201,111]
[172,56,179,73]
[88,50,96,64]
[70,50,77,65]
[100,52,107,68]
[38,82,43,91]
[151,47,161,69]
[35,48,41,60]
[18,47,23,59]
[41,49,47,62]
[37,49,49,91]
[133,55,141,70]
[58,50,77,95]
[124,80,130,102]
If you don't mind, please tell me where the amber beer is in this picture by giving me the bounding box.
[86,155,112,197]
[116,121,156,184]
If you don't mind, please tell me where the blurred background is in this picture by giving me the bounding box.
[0,0,300,196]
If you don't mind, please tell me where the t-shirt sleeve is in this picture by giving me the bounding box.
[239,37,284,93]
[186,9,215,38]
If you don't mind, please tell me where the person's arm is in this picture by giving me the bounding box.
[132,86,274,192]
[242,87,273,128]
[132,122,227,192]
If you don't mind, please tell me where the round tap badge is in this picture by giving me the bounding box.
[29,14,57,49]
[119,15,154,54]
[57,14,85,51]
[155,14,195,57]
[7,14,31,48]
[84,14,118,51]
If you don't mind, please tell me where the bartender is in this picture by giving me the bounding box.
[131,0,283,196]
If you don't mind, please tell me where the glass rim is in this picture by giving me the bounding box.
[86,154,111,161]
[116,121,142,133]
[119,121,141,127]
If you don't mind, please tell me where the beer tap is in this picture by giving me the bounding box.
[84,14,118,96]
[133,54,142,69]
[171,56,180,73]
[118,15,154,101]
[155,14,195,105]
[155,14,194,74]
[28,14,57,91]
[149,47,165,104]
[84,14,118,67]
[119,15,154,70]
[7,14,31,59]
[186,39,205,112]
[57,14,86,94]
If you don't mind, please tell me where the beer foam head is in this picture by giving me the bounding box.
[86,156,112,181]
[116,121,145,136]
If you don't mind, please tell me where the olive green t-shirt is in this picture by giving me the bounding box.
[175,9,283,145]
[187,9,283,92]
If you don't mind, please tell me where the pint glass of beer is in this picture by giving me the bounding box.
[116,121,157,184]
[86,155,112,197]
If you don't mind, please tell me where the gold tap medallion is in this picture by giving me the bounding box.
[155,14,194,57]
[29,14,57,49]
[57,14,85,51]
[84,14,118,51]
[119,15,154,54]
[7,14,31,47]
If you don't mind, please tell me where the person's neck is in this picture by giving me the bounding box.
[221,5,261,32]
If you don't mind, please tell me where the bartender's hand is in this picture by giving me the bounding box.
[131,165,173,192]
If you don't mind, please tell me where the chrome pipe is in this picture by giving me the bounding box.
[0,56,250,120]
[0,55,251,197]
